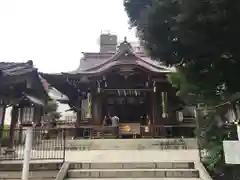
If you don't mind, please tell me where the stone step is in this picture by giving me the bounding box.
[0,171,58,179]
[2,178,55,180]
[66,179,200,180]
[0,162,62,171]
[67,169,199,178]
[65,139,198,150]
[70,162,195,169]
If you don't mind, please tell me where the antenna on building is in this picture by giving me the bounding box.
[101,30,111,35]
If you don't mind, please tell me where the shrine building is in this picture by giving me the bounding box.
[42,33,195,138]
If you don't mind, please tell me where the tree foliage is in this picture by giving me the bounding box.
[124,0,240,99]
[43,100,61,127]
[124,0,240,177]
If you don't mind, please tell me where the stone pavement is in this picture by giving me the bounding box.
[0,149,200,163]
[65,149,200,162]
[66,178,200,180]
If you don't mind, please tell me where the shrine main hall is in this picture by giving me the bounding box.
[42,33,195,138]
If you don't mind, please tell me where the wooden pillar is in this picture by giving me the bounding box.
[98,95,103,125]
[9,106,19,148]
[152,91,157,137]
[76,97,82,127]
[0,104,6,138]
[92,95,103,125]
[74,97,82,138]
[18,107,24,144]
[152,92,156,125]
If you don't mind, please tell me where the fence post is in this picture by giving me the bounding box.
[21,123,33,180]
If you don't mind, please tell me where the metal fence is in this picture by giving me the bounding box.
[0,125,196,161]
[0,128,65,161]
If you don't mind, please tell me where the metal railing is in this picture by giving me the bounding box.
[64,124,196,139]
[0,125,196,161]
[0,128,65,161]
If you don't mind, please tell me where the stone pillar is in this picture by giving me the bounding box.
[21,123,33,180]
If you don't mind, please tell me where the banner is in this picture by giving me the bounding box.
[223,140,240,164]
[86,92,92,118]
[237,125,240,141]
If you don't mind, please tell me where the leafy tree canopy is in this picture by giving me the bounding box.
[124,0,240,102]
[43,100,61,125]
[124,0,240,177]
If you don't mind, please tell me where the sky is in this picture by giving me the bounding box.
[0,0,137,73]
[0,0,138,121]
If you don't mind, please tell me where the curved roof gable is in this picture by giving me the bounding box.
[66,39,175,75]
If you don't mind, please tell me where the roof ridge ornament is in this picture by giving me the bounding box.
[118,36,132,51]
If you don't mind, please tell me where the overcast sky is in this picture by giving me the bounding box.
[0,0,137,73]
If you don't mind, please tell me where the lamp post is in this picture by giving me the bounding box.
[21,121,33,180]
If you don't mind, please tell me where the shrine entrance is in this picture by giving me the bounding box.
[104,89,151,123]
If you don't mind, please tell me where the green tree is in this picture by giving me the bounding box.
[43,100,61,127]
[124,0,240,98]
[124,0,240,178]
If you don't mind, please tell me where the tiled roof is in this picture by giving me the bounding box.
[65,40,175,75]
[0,60,36,77]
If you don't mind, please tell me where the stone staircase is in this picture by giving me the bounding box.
[65,162,201,179]
[0,170,58,180]
[0,162,61,180]
[65,138,198,150]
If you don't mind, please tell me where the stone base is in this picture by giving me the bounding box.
[68,162,200,179]
[66,138,198,150]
